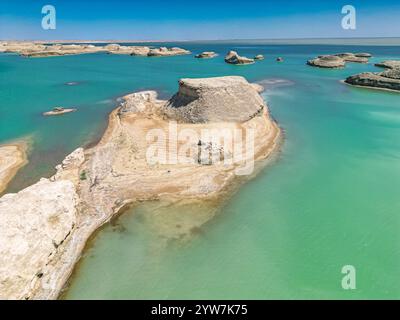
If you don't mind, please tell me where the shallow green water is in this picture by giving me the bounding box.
[1,43,399,299]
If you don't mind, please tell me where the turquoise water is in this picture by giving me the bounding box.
[1,43,400,299]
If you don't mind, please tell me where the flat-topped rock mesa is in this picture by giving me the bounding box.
[345,68,400,92]
[108,45,190,57]
[163,76,265,123]
[225,51,255,65]
[307,55,346,68]
[0,42,190,58]
[0,179,78,299]
[195,51,218,59]
[375,60,400,69]
[19,44,102,57]
[0,76,280,300]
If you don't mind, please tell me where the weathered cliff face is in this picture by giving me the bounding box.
[0,76,280,300]
[345,70,400,91]
[147,47,191,57]
[0,179,78,300]
[163,76,265,123]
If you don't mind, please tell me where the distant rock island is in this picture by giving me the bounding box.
[43,107,77,116]
[345,60,400,92]
[0,76,281,299]
[0,42,190,58]
[307,52,372,68]
[225,51,255,65]
[195,51,218,59]
[375,60,400,69]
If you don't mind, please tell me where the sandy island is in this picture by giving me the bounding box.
[0,141,28,194]
[0,76,281,299]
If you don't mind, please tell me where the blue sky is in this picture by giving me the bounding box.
[0,0,399,40]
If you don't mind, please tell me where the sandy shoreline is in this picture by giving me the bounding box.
[0,141,29,195]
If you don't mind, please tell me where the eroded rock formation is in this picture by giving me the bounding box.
[224,51,254,65]
[308,52,371,68]
[0,42,190,58]
[307,55,346,68]
[195,51,217,59]
[345,68,400,91]
[0,76,281,299]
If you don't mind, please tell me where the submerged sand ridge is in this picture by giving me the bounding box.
[0,76,281,299]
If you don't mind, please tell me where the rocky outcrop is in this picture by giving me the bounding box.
[375,60,400,69]
[355,53,372,58]
[308,52,371,69]
[307,55,345,68]
[164,76,265,123]
[224,51,254,65]
[334,53,368,63]
[345,68,400,91]
[0,42,190,58]
[195,51,217,59]
[0,179,78,299]
[147,47,191,57]
[0,76,280,300]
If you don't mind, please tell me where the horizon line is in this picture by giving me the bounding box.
[2,36,400,43]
